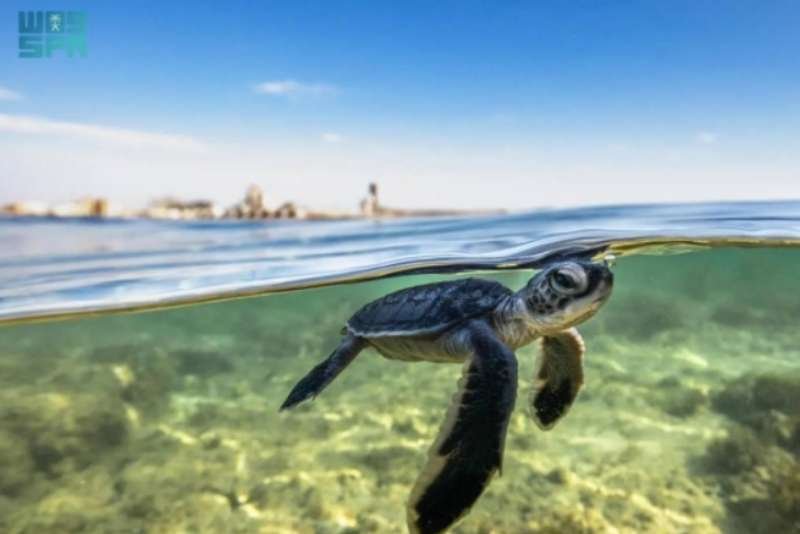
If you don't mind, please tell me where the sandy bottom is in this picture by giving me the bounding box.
[0,248,798,533]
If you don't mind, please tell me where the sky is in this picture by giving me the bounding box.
[1,1,799,211]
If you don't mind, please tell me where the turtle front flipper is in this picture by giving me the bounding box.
[407,320,518,534]
[530,327,585,430]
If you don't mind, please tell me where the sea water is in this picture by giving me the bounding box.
[0,204,799,533]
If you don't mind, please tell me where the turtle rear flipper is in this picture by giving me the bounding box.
[407,320,518,534]
[280,334,366,411]
[530,328,585,430]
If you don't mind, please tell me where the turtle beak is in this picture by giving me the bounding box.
[602,268,614,288]
[590,265,614,303]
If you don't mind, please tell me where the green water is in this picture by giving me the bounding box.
[1,247,798,533]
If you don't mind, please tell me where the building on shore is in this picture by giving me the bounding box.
[143,198,219,220]
[52,197,110,218]
[2,201,50,217]
[224,184,271,219]
[223,184,311,219]
[2,197,111,218]
[273,201,307,219]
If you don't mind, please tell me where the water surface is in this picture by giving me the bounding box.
[3,200,800,323]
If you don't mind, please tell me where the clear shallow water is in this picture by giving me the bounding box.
[3,200,800,323]
[1,203,799,533]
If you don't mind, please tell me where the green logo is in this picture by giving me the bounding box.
[18,11,87,58]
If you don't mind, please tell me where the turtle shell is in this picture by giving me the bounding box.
[346,278,512,337]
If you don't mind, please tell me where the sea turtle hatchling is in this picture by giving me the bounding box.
[281,260,614,533]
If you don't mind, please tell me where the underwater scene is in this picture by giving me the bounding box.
[0,245,798,533]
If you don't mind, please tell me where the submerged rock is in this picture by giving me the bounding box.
[649,378,708,419]
[771,467,800,525]
[701,427,765,475]
[718,457,800,534]
[0,391,128,478]
[698,420,800,533]
[525,509,607,534]
[0,430,34,496]
[714,373,800,416]
[712,372,800,454]
[10,470,119,533]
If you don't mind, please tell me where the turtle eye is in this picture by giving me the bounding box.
[553,271,575,289]
[550,268,584,294]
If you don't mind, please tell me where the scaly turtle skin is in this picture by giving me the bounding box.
[281,261,614,534]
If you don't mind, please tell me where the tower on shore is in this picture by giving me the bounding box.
[360,182,379,217]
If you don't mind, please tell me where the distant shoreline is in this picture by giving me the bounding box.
[0,208,505,223]
[1,183,505,222]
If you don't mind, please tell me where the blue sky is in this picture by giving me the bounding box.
[1,1,798,210]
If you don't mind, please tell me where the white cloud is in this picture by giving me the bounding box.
[694,131,718,145]
[321,132,343,144]
[0,86,22,101]
[253,80,336,98]
[0,113,203,150]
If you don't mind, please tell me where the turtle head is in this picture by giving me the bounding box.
[520,261,613,333]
